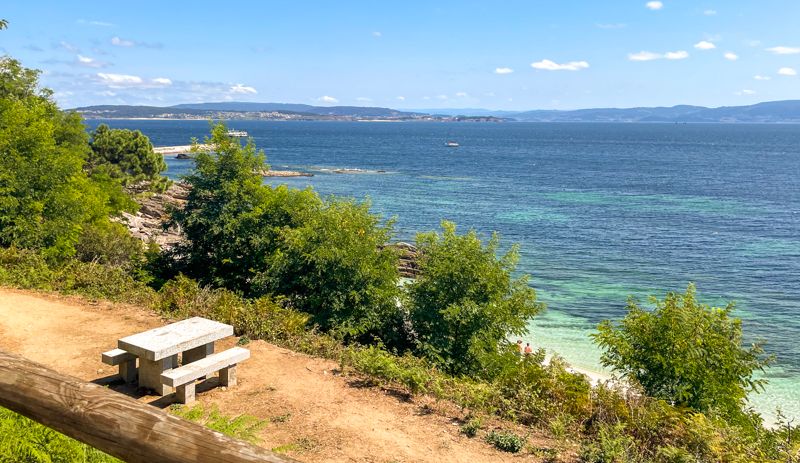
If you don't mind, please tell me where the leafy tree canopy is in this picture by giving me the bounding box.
[593,284,772,421]
[172,123,399,338]
[407,221,544,376]
[0,57,129,260]
[88,124,168,190]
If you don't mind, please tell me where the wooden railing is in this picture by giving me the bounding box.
[0,350,298,463]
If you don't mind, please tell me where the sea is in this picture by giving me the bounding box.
[86,119,800,423]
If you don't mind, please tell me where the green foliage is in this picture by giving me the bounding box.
[172,123,399,338]
[0,407,119,462]
[0,58,130,260]
[593,284,771,421]
[342,345,433,393]
[485,429,526,453]
[407,221,544,376]
[88,124,169,190]
[259,196,400,338]
[460,416,482,437]
[170,122,273,290]
[169,404,266,444]
[579,422,637,463]
[74,221,144,268]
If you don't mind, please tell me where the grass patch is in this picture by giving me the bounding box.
[169,404,267,444]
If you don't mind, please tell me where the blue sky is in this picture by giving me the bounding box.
[2,1,800,110]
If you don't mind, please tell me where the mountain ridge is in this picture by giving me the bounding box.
[71,100,800,123]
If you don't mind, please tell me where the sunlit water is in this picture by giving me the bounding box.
[88,120,800,423]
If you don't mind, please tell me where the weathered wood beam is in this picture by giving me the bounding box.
[0,350,298,463]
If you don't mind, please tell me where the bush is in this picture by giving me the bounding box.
[0,406,119,462]
[0,247,54,289]
[485,429,526,453]
[460,417,482,437]
[593,284,772,421]
[88,124,168,189]
[407,221,544,376]
[74,221,144,268]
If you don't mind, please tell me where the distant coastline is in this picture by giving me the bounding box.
[72,99,800,123]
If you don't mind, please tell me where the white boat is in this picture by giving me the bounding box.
[226,129,248,137]
[445,141,459,147]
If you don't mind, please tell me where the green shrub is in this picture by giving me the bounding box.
[0,406,119,462]
[485,429,526,453]
[74,221,144,268]
[407,221,544,376]
[460,417,482,437]
[169,404,266,444]
[579,422,636,463]
[593,284,772,422]
[0,247,54,289]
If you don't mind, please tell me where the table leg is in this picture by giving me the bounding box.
[183,342,214,365]
[138,355,177,395]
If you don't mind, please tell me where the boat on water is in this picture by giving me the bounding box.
[444,141,459,147]
[226,129,248,137]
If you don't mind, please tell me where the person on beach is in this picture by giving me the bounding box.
[524,342,533,356]
[516,339,524,356]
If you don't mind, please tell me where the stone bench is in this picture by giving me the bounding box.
[101,348,137,383]
[160,347,250,404]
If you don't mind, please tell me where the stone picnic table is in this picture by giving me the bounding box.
[116,317,233,395]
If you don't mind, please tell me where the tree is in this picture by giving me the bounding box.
[170,122,273,289]
[407,221,544,376]
[88,124,168,190]
[0,58,128,260]
[258,196,400,338]
[593,284,772,420]
[171,123,400,338]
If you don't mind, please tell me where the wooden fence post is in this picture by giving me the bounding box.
[0,350,298,463]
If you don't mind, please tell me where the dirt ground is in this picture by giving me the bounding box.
[0,287,561,462]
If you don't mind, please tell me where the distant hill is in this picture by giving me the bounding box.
[511,101,800,123]
[71,100,800,123]
[168,102,422,118]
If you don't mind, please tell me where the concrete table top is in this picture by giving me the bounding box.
[118,317,233,361]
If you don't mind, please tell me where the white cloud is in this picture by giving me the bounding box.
[735,89,756,95]
[704,9,717,16]
[778,67,797,76]
[724,52,738,61]
[766,46,800,55]
[372,31,382,38]
[747,40,762,47]
[396,96,406,101]
[152,77,172,86]
[230,84,257,94]
[455,92,468,97]
[111,37,135,47]
[77,55,98,66]
[531,59,589,71]
[645,1,663,10]
[60,41,79,53]
[317,95,338,103]
[665,50,689,60]
[694,40,716,50]
[754,75,771,81]
[494,67,514,74]
[628,51,662,61]
[436,94,448,100]
[97,73,144,86]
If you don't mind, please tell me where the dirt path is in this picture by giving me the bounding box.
[0,288,554,462]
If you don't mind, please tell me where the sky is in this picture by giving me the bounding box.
[2,1,800,111]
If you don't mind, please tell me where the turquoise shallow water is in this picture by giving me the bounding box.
[87,120,800,422]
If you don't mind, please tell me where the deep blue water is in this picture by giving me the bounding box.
[87,120,800,419]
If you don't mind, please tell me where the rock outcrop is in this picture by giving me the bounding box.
[115,183,189,250]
